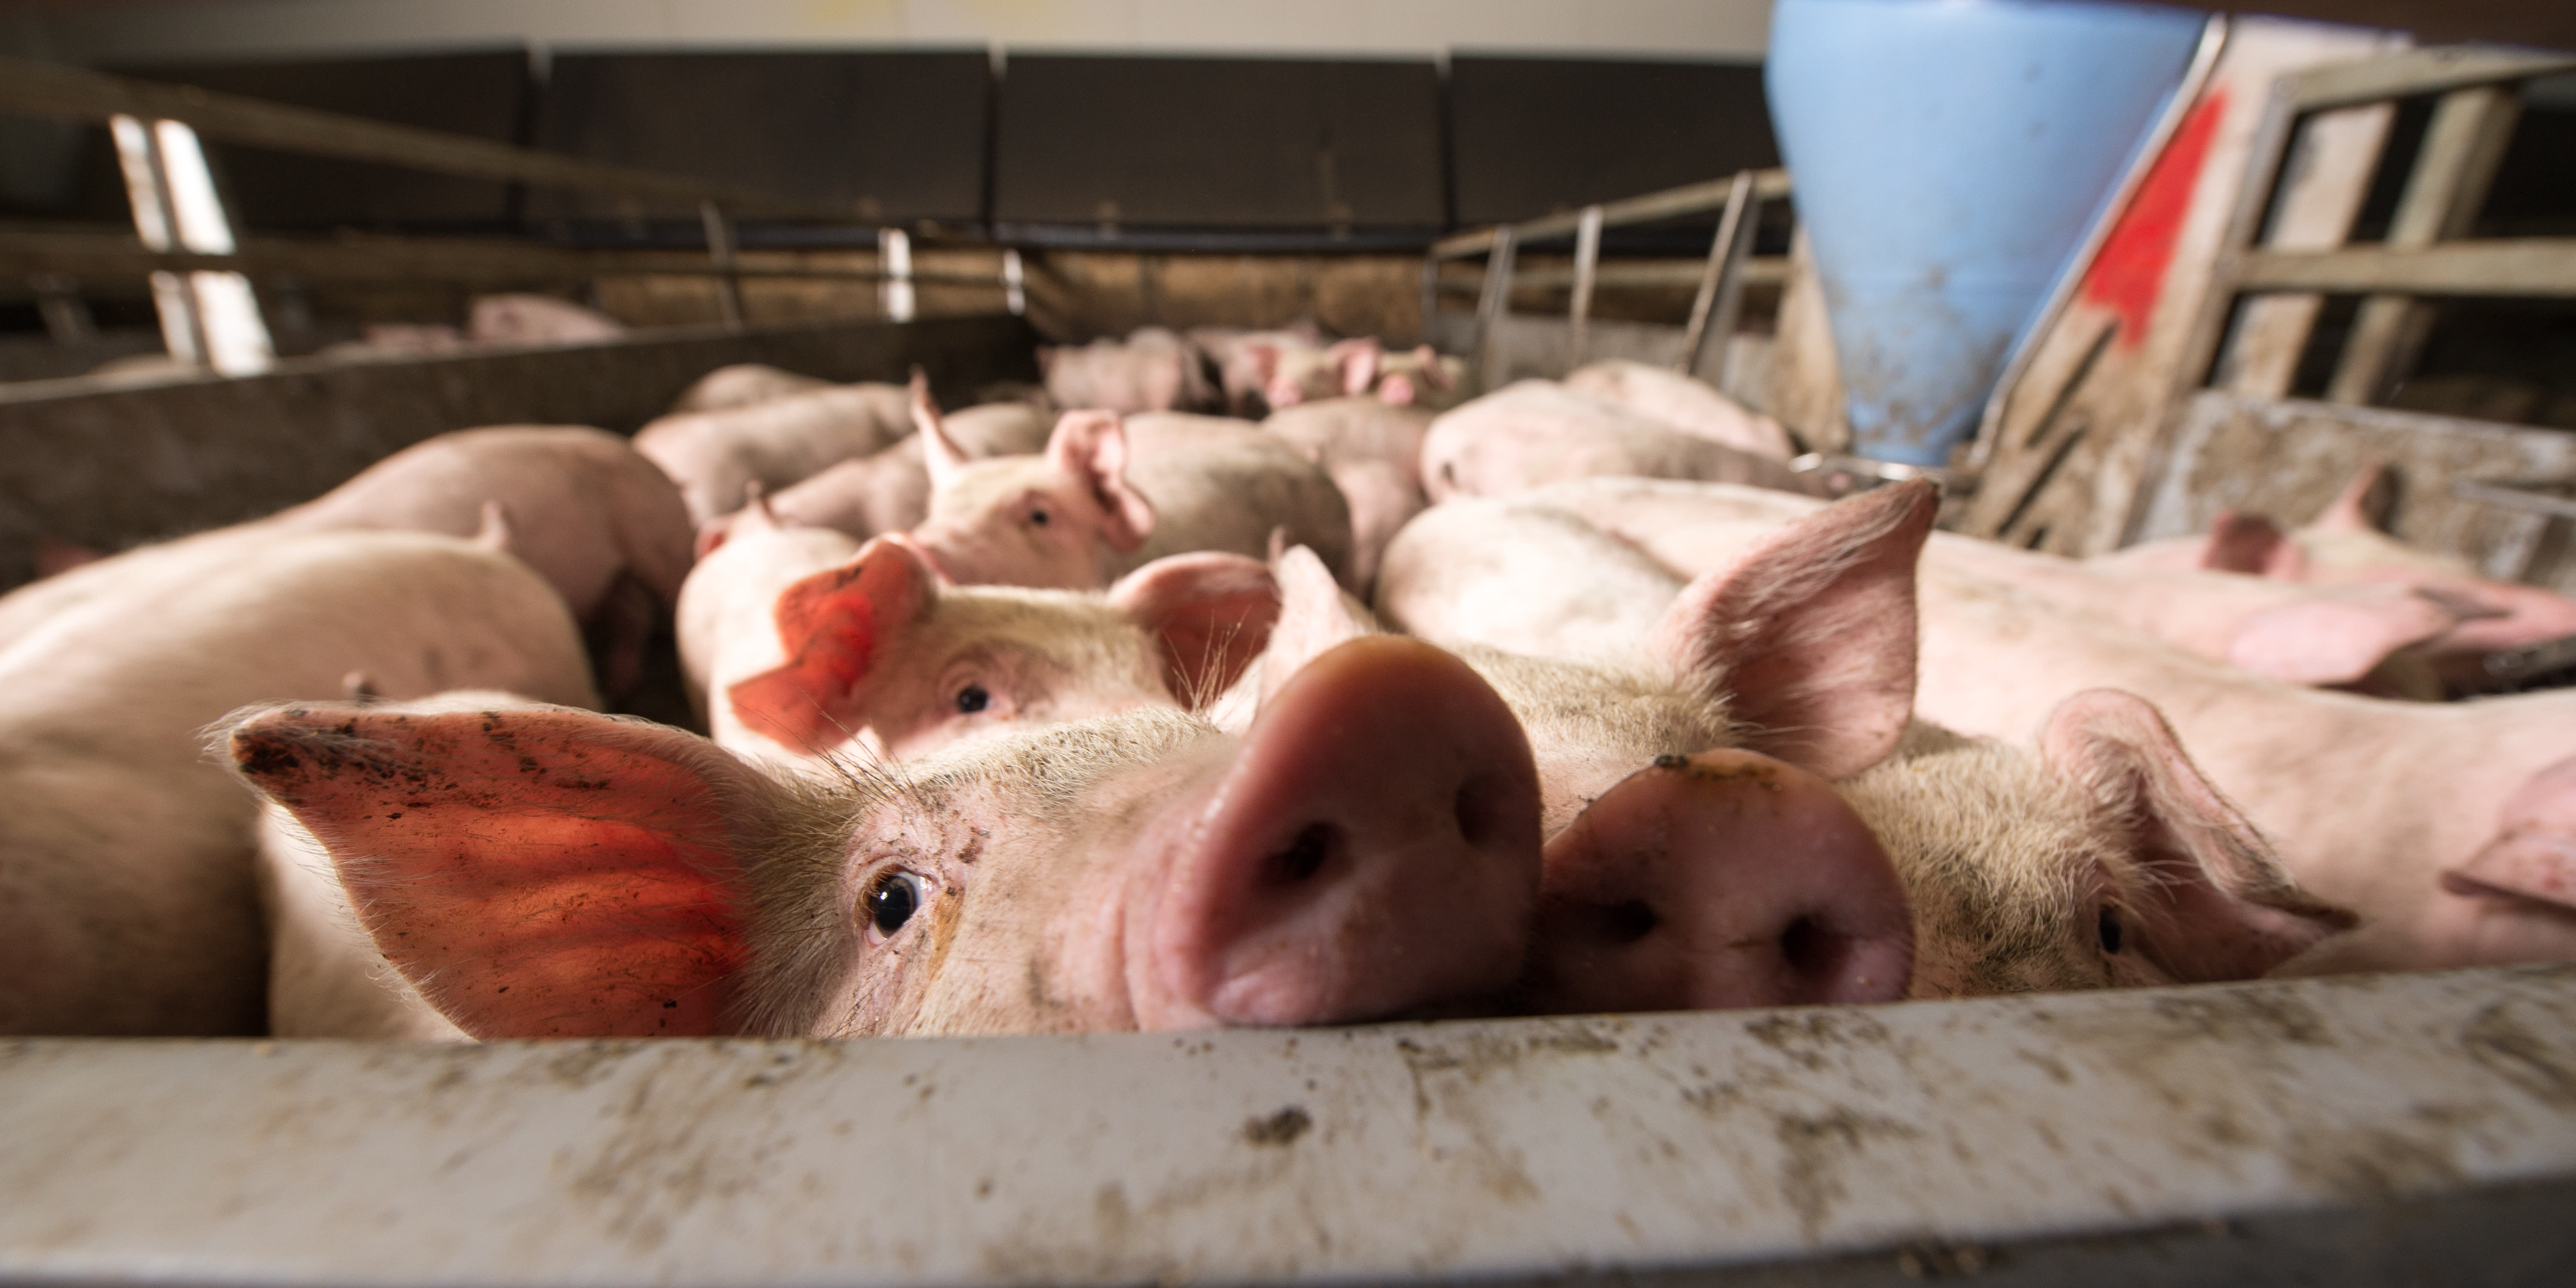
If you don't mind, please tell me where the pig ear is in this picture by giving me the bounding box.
[2314,456,2395,533]
[1245,342,1281,389]
[1330,338,1382,397]
[2200,511,2307,579]
[2223,593,2454,687]
[1258,544,1377,707]
[2041,689,2356,981]
[227,702,779,1039]
[1108,552,1281,707]
[914,375,972,493]
[1046,411,1157,552]
[1648,480,1935,779]
[2442,753,2576,912]
[726,536,937,754]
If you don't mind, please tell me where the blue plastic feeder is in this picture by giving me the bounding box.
[1766,0,2206,466]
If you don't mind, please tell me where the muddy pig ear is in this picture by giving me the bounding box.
[2443,753,2576,913]
[1046,410,1157,552]
[226,702,783,1039]
[1107,552,1281,707]
[2041,689,2356,981]
[1648,478,1935,780]
[727,535,938,754]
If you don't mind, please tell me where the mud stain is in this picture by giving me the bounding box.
[1243,1106,1312,1147]
[2461,1002,2576,1109]
[1776,1107,1923,1240]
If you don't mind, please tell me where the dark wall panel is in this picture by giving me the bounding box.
[1448,57,1777,227]
[529,51,990,222]
[993,56,1443,229]
[107,52,533,231]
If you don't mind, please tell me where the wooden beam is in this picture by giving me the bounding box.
[1429,169,1792,259]
[2286,45,2576,112]
[0,227,1008,289]
[0,56,851,221]
[1434,258,1786,294]
[2238,239,2576,295]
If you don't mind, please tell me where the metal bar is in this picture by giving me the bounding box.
[1965,14,2230,474]
[2238,239,2576,295]
[1002,248,1026,317]
[2455,476,2576,522]
[1435,258,1787,294]
[698,201,744,331]
[0,55,849,221]
[1429,167,1792,259]
[880,227,916,323]
[2287,44,2576,111]
[1676,170,1756,378]
[0,227,1010,288]
[1470,225,1516,391]
[1565,204,1604,367]
[2324,84,2522,404]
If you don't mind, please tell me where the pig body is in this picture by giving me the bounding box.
[1374,486,2354,994]
[696,398,1058,551]
[0,530,594,1035]
[466,293,624,346]
[1484,478,2576,973]
[1262,397,1435,593]
[912,408,1355,590]
[1422,380,1815,502]
[1041,327,1217,414]
[635,383,915,524]
[1521,477,2463,695]
[670,363,835,414]
[228,635,1546,1038]
[1562,359,1796,460]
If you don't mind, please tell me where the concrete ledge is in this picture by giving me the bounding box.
[2,965,2569,1285]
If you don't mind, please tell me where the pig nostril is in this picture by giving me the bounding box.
[1451,772,1516,850]
[1604,899,1658,944]
[1779,914,1847,981]
[1265,822,1336,886]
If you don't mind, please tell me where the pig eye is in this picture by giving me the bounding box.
[2097,905,2125,955]
[954,684,990,714]
[866,871,923,937]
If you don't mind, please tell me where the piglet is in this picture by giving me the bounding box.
[909,404,1354,590]
[1261,397,1435,594]
[635,381,915,525]
[1422,380,1816,502]
[1562,359,1795,459]
[465,293,624,346]
[227,634,1544,1037]
[669,363,835,414]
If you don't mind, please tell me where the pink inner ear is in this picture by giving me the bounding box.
[2224,595,2453,686]
[1052,412,1156,552]
[1648,480,1935,780]
[1110,552,1282,706]
[2201,511,2305,579]
[727,540,932,752]
[2444,754,2576,913]
[230,705,765,1039]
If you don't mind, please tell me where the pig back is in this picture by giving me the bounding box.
[0,530,594,1036]
[1424,381,1811,500]
[1119,415,1354,583]
[636,382,914,522]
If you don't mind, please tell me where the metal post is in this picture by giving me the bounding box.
[699,200,743,330]
[1566,204,1604,368]
[1676,170,1759,385]
[1418,253,1440,344]
[1002,248,1026,317]
[880,227,915,323]
[109,112,203,365]
[1470,226,1517,392]
[27,272,96,345]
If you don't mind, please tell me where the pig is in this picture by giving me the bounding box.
[1520,477,2468,696]
[465,293,624,346]
[1562,358,1796,460]
[224,633,1546,1038]
[0,529,594,1035]
[1421,380,1817,503]
[690,525,1279,772]
[909,404,1355,591]
[694,385,1060,555]
[1373,483,2356,995]
[1252,338,1465,413]
[1489,477,2576,973]
[635,380,915,524]
[1261,397,1436,594]
[2097,460,2576,690]
[262,425,695,698]
[1190,323,1324,415]
[1040,326,1219,414]
[670,363,835,414]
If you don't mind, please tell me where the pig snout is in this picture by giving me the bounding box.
[1523,749,1914,1013]
[1149,635,1543,1027]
